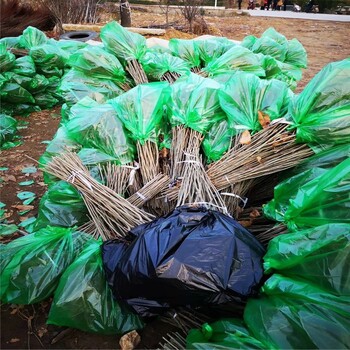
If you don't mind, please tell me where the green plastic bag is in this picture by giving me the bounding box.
[33,91,59,108]
[202,119,234,163]
[251,35,288,62]
[48,239,144,335]
[264,223,350,296]
[240,35,257,50]
[59,69,124,107]
[6,73,49,94]
[0,226,92,304]
[141,51,190,81]
[39,126,80,183]
[110,82,170,144]
[0,37,21,50]
[30,43,68,77]
[288,59,350,145]
[187,319,265,349]
[169,73,226,133]
[100,21,147,63]
[169,39,201,68]
[202,45,265,78]
[0,102,40,117]
[0,43,15,72]
[256,54,282,80]
[194,37,236,67]
[68,46,126,81]
[55,39,86,54]
[0,114,18,147]
[65,98,135,164]
[77,148,123,166]
[286,143,350,178]
[19,26,47,49]
[219,72,292,133]
[0,82,35,104]
[12,56,36,77]
[284,38,307,68]
[245,274,350,350]
[34,181,88,231]
[264,158,350,230]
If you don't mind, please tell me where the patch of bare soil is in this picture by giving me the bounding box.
[1,11,349,350]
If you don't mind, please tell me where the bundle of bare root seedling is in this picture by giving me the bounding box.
[44,152,155,240]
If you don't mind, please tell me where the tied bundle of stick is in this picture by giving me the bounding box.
[176,135,228,215]
[128,173,170,208]
[161,72,182,84]
[208,72,314,191]
[100,21,149,86]
[110,82,170,186]
[167,75,228,206]
[220,179,254,218]
[126,59,148,85]
[44,152,154,240]
[207,123,313,190]
[158,332,187,350]
[79,173,170,236]
[98,162,134,196]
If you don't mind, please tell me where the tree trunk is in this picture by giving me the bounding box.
[120,0,131,27]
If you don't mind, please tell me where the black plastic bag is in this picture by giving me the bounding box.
[102,206,265,317]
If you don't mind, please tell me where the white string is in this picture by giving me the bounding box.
[67,170,93,191]
[270,117,292,125]
[128,162,140,187]
[221,192,248,208]
[184,201,229,215]
[135,192,147,200]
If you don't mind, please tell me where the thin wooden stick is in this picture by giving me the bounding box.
[44,152,154,240]
[207,123,314,190]
[126,59,148,85]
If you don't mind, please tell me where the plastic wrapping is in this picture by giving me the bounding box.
[0,227,92,304]
[219,72,291,132]
[187,319,265,349]
[0,43,15,72]
[109,82,170,144]
[59,69,124,107]
[202,119,234,163]
[0,82,34,104]
[102,206,265,317]
[169,74,226,133]
[30,43,69,77]
[285,38,307,68]
[12,56,36,77]
[39,125,80,166]
[68,46,126,81]
[264,223,350,295]
[0,114,18,148]
[194,37,236,67]
[65,98,135,164]
[100,21,147,62]
[141,51,190,80]
[288,58,350,145]
[169,39,201,68]
[202,46,265,78]
[34,181,88,231]
[245,274,350,350]
[263,158,350,230]
[18,26,47,49]
[251,35,288,62]
[48,239,144,335]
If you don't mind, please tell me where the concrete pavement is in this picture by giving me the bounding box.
[246,9,350,22]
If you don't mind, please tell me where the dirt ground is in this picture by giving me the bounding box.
[1,9,349,350]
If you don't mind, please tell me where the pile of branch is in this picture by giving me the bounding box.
[0,0,56,38]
